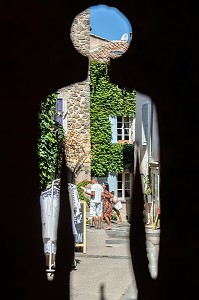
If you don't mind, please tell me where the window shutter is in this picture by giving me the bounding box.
[142,103,148,145]
[107,172,117,198]
[56,98,63,125]
[109,116,117,143]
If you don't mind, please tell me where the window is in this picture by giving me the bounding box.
[117,116,132,142]
[55,98,63,126]
[117,172,132,201]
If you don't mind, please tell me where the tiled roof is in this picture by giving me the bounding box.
[89,40,130,63]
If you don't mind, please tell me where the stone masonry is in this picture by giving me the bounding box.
[59,7,131,184]
[59,8,91,184]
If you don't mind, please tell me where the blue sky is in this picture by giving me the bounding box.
[90,5,132,43]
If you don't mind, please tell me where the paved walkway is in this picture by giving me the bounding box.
[70,218,160,300]
[121,227,160,300]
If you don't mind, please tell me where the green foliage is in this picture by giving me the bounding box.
[38,93,65,191]
[111,211,118,221]
[76,180,91,206]
[90,60,136,176]
[143,175,152,195]
[91,143,124,176]
[90,61,136,117]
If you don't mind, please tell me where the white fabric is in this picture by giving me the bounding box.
[71,205,77,236]
[43,239,57,254]
[68,183,81,216]
[112,195,123,211]
[40,182,81,254]
[68,183,81,235]
[90,202,102,217]
[40,185,60,241]
[90,183,103,203]
[114,200,123,211]
[81,187,91,195]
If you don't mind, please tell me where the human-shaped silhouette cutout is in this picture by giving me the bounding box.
[2,1,198,300]
[38,5,139,296]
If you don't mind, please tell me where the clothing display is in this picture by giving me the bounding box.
[40,181,81,254]
[40,181,60,254]
[68,183,81,222]
[43,239,57,254]
[68,183,80,236]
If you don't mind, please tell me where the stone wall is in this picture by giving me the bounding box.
[70,8,90,57]
[59,8,91,184]
[59,8,130,184]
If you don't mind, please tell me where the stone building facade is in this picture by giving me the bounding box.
[58,8,130,184]
[58,8,91,184]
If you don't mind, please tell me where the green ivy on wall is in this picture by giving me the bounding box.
[90,60,136,177]
[38,93,65,191]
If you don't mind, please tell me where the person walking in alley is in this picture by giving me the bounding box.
[82,177,103,229]
[111,191,123,224]
[102,183,114,230]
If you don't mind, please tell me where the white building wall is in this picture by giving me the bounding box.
[151,103,160,163]
[134,91,152,176]
[134,91,160,175]
[134,91,160,224]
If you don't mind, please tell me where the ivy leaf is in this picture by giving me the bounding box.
[38,93,65,191]
[90,60,136,177]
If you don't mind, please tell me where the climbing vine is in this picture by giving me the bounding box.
[90,60,136,176]
[143,174,152,195]
[76,179,91,206]
[38,93,65,191]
